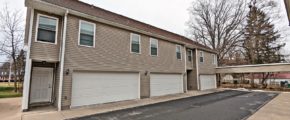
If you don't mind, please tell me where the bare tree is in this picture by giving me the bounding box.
[186,0,247,65]
[14,50,25,92]
[0,4,24,92]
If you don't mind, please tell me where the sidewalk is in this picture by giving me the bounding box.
[0,97,22,120]
[22,89,221,120]
[247,92,290,120]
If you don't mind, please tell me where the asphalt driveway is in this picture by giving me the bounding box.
[72,90,278,120]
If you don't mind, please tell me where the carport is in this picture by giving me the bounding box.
[216,63,290,87]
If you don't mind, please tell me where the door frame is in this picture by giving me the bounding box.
[28,62,57,107]
[29,67,54,104]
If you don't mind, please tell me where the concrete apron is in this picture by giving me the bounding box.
[247,92,290,120]
[22,89,221,120]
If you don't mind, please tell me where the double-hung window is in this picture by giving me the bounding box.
[199,51,204,63]
[37,15,58,43]
[188,50,192,61]
[130,33,141,53]
[150,38,158,56]
[176,45,182,60]
[79,20,95,47]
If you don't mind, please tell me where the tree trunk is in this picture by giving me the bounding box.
[261,72,270,89]
[13,63,18,92]
[250,73,255,88]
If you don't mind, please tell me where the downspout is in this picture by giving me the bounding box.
[184,46,187,92]
[22,8,34,111]
[195,49,200,90]
[58,10,68,111]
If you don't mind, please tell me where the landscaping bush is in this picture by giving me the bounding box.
[0,86,14,91]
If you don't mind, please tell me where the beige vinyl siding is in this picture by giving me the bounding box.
[29,10,63,62]
[198,50,216,74]
[24,8,31,45]
[60,15,185,107]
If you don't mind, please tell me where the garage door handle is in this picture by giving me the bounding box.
[48,84,52,88]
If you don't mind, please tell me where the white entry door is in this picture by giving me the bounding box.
[200,75,217,90]
[71,72,140,107]
[30,67,53,104]
[150,74,183,97]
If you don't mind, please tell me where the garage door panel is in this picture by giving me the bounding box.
[71,72,139,107]
[150,74,183,97]
[200,75,217,90]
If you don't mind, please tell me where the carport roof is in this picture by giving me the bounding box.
[216,63,290,73]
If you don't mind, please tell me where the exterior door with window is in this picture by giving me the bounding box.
[30,67,54,104]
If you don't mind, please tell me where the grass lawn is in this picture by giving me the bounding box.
[0,82,22,98]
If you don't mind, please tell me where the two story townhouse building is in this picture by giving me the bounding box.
[22,0,218,111]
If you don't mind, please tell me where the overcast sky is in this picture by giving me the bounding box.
[0,0,289,62]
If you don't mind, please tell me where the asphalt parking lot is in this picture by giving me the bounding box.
[73,90,278,120]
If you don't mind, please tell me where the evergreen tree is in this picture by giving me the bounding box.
[243,6,285,64]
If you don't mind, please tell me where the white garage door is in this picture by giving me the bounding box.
[200,75,217,90]
[150,74,183,97]
[71,72,140,107]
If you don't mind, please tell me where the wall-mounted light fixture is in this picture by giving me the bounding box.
[65,69,70,75]
[145,71,149,76]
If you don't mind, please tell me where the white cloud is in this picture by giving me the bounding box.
[81,0,192,35]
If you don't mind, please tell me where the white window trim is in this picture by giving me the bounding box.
[149,38,158,56]
[130,33,141,54]
[200,51,204,63]
[35,14,59,45]
[78,20,96,48]
[188,49,192,61]
[176,45,182,60]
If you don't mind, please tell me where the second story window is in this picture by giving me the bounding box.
[187,50,192,61]
[176,45,182,60]
[150,38,158,56]
[199,51,204,63]
[130,33,141,53]
[79,20,95,47]
[37,15,58,43]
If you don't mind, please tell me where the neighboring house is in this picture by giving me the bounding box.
[22,0,218,111]
[248,73,290,85]
[222,73,290,85]
[0,62,14,82]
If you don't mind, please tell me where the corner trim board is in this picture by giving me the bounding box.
[22,8,34,111]
[196,49,200,90]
